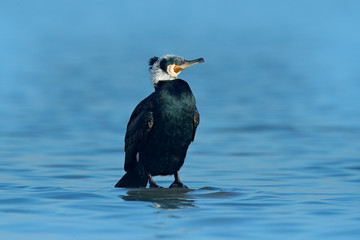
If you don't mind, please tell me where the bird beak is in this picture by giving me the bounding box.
[174,58,205,73]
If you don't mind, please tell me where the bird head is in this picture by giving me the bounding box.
[149,55,205,86]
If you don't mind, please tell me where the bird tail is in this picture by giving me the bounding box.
[115,170,148,188]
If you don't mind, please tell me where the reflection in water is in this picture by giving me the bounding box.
[121,188,195,209]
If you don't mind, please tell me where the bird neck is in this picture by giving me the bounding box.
[150,67,176,86]
[154,80,174,90]
[154,79,188,91]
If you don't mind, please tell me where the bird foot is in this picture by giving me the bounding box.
[169,181,188,189]
[148,175,163,188]
[149,182,163,188]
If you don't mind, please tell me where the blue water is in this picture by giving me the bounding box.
[1,1,360,239]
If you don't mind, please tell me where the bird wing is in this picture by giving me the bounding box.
[124,97,154,172]
[192,107,200,142]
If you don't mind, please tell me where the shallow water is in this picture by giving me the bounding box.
[1,1,360,239]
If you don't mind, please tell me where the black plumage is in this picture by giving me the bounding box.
[115,55,204,188]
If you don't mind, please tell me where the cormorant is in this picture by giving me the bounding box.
[115,55,205,188]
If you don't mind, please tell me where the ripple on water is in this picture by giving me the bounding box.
[192,189,243,199]
[346,166,360,171]
[42,163,90,169]
[33,191,106,200]
[0,197,39,205]
[51,174,92,179]
[0,197,45,214]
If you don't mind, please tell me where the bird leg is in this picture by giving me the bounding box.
[148,174,162,188]
[169,171,188,188]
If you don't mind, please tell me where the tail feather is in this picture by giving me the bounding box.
[115,170,148,188]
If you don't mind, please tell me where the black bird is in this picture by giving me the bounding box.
[115,55,205,188]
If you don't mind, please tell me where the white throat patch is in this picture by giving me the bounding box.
[167,64,179,78]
